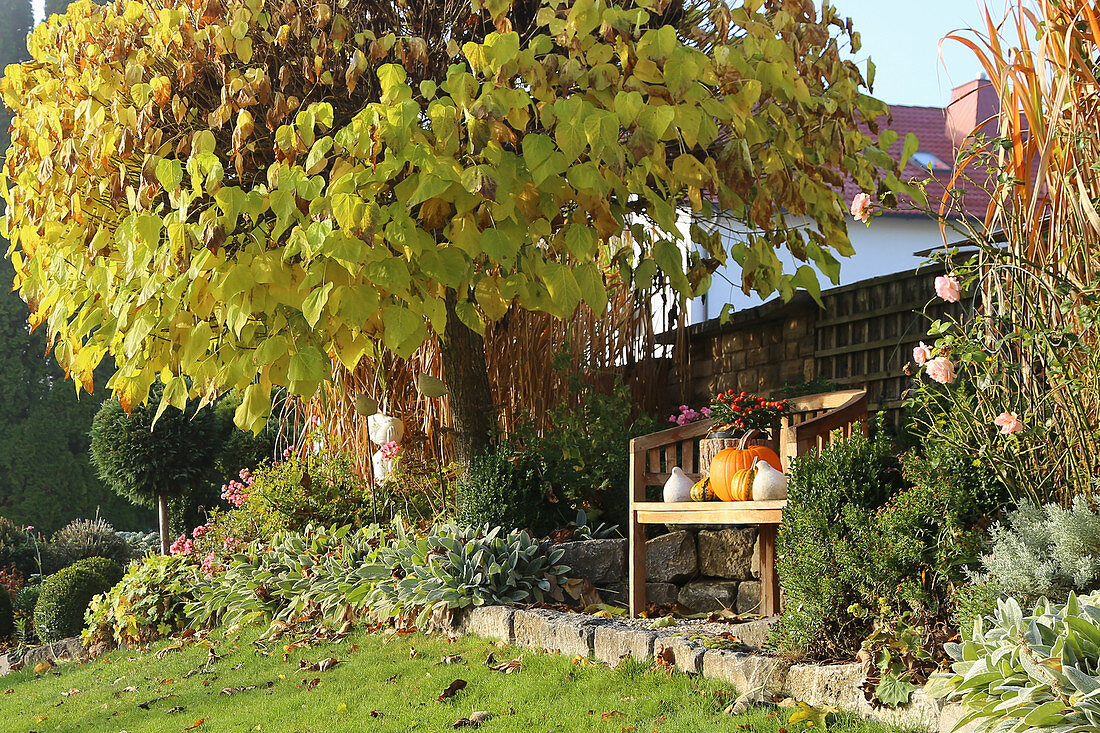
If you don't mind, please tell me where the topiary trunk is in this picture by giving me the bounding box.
[157,492,170,555]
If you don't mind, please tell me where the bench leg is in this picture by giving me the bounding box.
[628,511,646,617]
[758,524,780,617]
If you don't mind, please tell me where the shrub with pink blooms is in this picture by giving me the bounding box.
[668,405,711,426]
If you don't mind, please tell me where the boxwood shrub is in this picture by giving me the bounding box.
[34,557,123,642]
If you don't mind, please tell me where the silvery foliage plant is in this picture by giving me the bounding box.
[928,593,1100,732]
[369,523,569,625]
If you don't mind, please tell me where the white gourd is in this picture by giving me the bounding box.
[751,458,788,501]
[663,467,695,502]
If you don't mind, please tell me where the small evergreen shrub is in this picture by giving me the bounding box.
[773,422,1005,661]
[0,586,12,639]
[455,445,560,536]
[84,554,199,649]
[959,496,1100,626]
[118,531,160,557]
[34,557,123,642]
[50,517,132,568]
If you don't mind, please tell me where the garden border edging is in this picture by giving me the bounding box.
[444,605,974,733]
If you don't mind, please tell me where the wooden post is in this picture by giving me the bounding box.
[758,523,780,617]
[158,492,171,555]
[628,437,646,617]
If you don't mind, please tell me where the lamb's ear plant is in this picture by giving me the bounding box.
[927,593,1100,732]
[368,523,569,626]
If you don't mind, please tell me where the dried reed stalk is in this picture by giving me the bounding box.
[300,276,670,478]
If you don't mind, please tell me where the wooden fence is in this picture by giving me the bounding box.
[670,266,961,425]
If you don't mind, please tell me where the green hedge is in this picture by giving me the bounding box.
[0,588,12,639]
[34,557,123,642]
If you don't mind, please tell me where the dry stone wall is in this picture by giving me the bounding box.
[556,529,763,613]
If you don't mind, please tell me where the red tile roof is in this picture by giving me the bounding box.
[842,79,997,221]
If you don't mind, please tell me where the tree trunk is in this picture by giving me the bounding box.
[158,492,171,555]
[440,289,496,464]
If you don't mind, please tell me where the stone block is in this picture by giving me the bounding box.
[731,351,747,370]
[726,617,779,650]
[557,539,627,585]
[656,636,706,674]
[678,580,739,612]
[782,663,944,731]
[698,528,757,579]
[461,606,516,644]
[646,530,697,583]
[646,582,680,606]
[512,609,606,658]
[592,625,659,666]
[737,581,760,615]
[701,650,789,694]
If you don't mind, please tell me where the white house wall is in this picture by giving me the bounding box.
[688,214,965,325]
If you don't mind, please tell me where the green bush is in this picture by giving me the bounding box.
[186,524,387,629]
[773,422,1005,662]
[84,554,198,649]
[0,586,12,639]
[929,593,1100,730]
[0,517,39,578]
[50,517,132,568]
[34,557,123,642]
[511,365,659,529]
[15,583,39,616]
[455,445,560,537]
[368,523,569,626]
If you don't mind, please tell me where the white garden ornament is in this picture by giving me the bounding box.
[367,413,404,445]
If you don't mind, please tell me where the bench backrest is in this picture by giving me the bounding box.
[628,389,868,502]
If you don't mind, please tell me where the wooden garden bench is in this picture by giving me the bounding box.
[627,389,869,617]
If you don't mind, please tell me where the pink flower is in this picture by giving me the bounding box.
[223,536,238,551]
[200,552,220,575]
[925,357,955,384]
[170,534,193,556]
[850,192,872,223]
[700,407,712,417]
[912,342,933,366]
[192,525,208,540]
[669,415,677,423]
[935,275,961,303]
[993,412,1024,434]
[380,441,402,460]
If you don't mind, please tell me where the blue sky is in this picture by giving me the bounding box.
[830,0,995,107]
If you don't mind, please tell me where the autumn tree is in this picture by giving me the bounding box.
[1,0,908,460]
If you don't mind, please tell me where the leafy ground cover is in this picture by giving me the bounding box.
[0,626,912,733]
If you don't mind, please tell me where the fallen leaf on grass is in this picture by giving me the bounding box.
[370,710,384,718]
[452,717,479,728]
[183,719,205,730]
[385,674,398,683]
[220,686,256,696]
[486,655,522,674]
[3,688,12,694]
[601,711,625,720]
[437,655,464,666]
[299,657,340,672]
[33,661,53,675]
[302,678,321,691]
[167,706,185,714]
[61,688,81,697]
[155,642,184,658]
[437,679,467,701]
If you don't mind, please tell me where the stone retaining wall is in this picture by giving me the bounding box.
[445,605,975,733]
[557,530,763,613]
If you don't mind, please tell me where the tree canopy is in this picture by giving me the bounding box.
[1,0,905,433]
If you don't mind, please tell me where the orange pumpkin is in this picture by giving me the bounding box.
[709,430,782,502]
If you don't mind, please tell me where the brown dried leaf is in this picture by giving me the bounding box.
[436,679,467,701]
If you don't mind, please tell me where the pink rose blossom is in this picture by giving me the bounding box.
[935,275,961,303]
[993,412,1024,434]
[925,357,955,385]
[850,192,872,223]
[912,342,933,366]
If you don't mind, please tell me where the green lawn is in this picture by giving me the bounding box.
[1,627,911,733]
